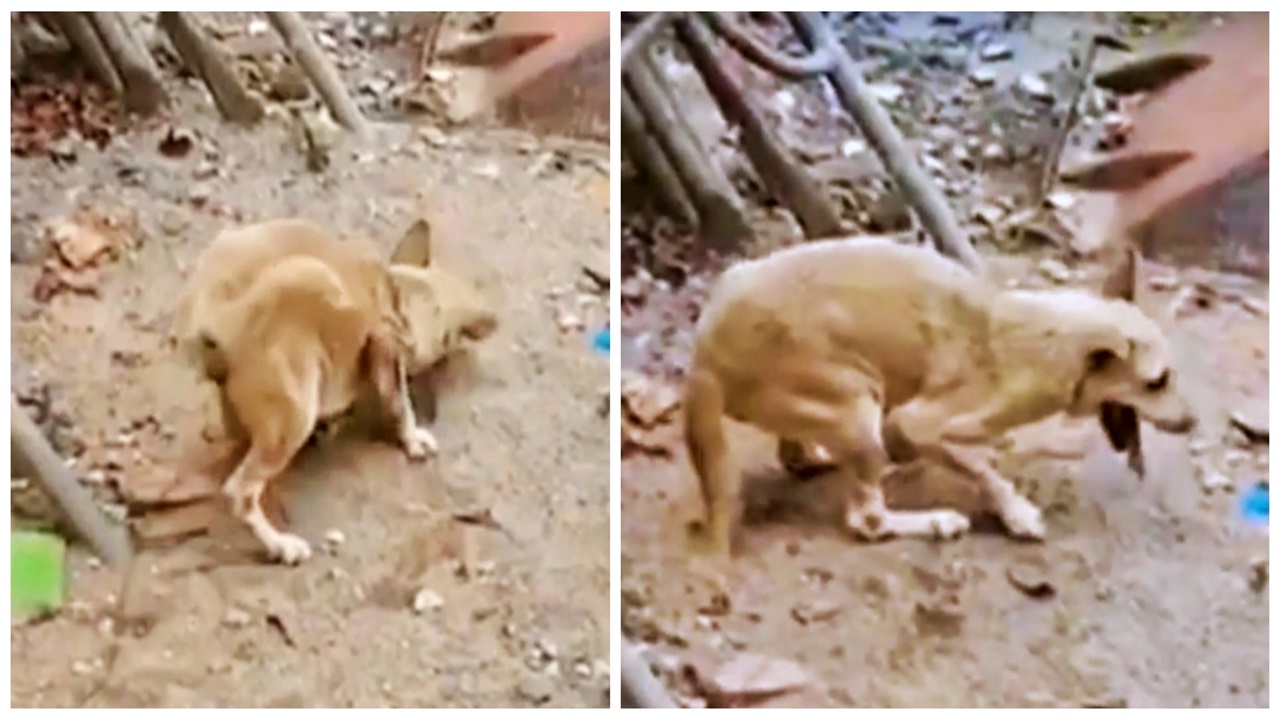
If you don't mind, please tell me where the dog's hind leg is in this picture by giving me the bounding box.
[683,367,738,557]
[887,396,1046,541]
[830,394,971,541]
[222,376,317,564]
[369,334,437,460]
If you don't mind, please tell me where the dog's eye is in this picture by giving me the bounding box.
[1145,370,1171,392]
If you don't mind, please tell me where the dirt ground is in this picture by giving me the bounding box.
[9,18,610,707]
[620,12,1269,709]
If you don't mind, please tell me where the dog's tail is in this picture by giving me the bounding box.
[683,361,732,539]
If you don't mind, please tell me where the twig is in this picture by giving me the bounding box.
[702,12,835,80]
[1035,35,1105,210]
[621,12,675,68]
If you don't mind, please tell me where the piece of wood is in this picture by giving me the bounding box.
[625,50,753,251]
[158,12,264,125]
[88,12,166,114]
[702,12,834,80]
[268,12,368,136]
[621,640,678,709]
[622,85,698,225]
[11,395,132,569]
[49,12,123,96]
[678,15,842,239]
[790,13,982,273]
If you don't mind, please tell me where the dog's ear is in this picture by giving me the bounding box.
[390,219,433,267]
[1100,244,1138,302]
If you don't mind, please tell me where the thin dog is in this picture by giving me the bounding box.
[173,218,497,564]
[684,237,1195,556]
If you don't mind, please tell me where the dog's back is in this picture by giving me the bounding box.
[174,219,405,379]
[693,237,993,420]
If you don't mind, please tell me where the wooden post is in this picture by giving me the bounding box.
[159,12,264,125]
[269,12,369,137]
[11,395,132,569]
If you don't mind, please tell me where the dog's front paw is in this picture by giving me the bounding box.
[928,510,971,541]
[998,495,1046,541]
[267,532,313,565]
[401,426,439,461]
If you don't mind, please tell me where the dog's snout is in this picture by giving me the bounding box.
[464,311,498,341]
[1159,413,1197,435]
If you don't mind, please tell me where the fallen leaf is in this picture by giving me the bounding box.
[50,220,111,269]
[706,654,813,708]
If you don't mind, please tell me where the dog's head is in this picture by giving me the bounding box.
[1070,247,1195,437]
[387,219,498,373]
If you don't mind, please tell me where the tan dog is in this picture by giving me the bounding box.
[684,237,1196,556]
[173,218,497,564]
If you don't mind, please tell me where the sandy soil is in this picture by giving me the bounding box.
[9,68,611,707]
[620,11,1268,709]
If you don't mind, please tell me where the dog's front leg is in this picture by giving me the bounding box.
[888,398,1046,541]
[369,336,437,460]
[830,394,970,542]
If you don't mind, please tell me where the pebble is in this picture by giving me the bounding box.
[323,529,345,549]
[516,674,555,704]
[1037,259,1072,284]
[1200,471,1233,494]
[969,67,997,87]
[979,43,1013,61]
[412,588,444,614]
[1017,73,1053,103]
[223,607,252,628]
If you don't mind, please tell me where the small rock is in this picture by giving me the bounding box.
[1200,471,1233,494]
[1229,407,1268,444]
[1017,74,1054,103]
[516,673,555,705]
[1006,560,1056,599]
[979,43,1013,61]
[411,588,444,614]
[187,183,213,206]
[419,125,449,148]
[866,82,904,105]
[840,139,867,157]
[1045,191,1077,210]
[323,529,345,549]
[969,67,997,87]
[1248,556,1268,593]
[472,162,501,179]
[972,204,1004,226]
[1037,258,1072,284]
[247,19,270,36]
[223,607,252,628]
[71,659,96,676]
[81,469,107,486]
[556,311,584,333]
[981,142,1006,162]
[1147,274,1179,291]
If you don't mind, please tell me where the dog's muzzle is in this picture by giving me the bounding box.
[1155,413,1197,435]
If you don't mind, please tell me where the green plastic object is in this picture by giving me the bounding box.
[11,530,66,619]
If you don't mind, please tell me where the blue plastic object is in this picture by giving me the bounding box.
[592,326,610,355]
[1240,481,1269,527]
